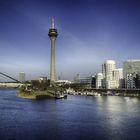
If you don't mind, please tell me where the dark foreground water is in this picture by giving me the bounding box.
[0,89,140,140]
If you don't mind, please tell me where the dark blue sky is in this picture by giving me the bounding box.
[0,0,140,81]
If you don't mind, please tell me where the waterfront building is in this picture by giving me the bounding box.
[102,64,106,79]
[112,68,123,88]
[55,80,71,86]
[39,77,47,83]
[101,64,106,88]
[101,79,106,88]
[102,60,116,89]
[106,80,118,89]
[98,59,140,89]
[79,76,92,88]
[123,60,140,88]
[123,60,140,78]
[79,77,92,84]
[125,73,140,89]
[74,74,80,83]
[73,76,92,88]
[48,18,58,83]
[135,73,140,89]
[19,72,25,82]
[96,73,103,88]
[105,60,116,81]
[91,76,96,88]
[58,76,61,80]
[126,73,136,89]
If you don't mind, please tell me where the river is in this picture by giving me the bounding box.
[0,89,140,140]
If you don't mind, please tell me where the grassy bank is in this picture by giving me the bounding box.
[17,91,36,99]
[17,90,55,100]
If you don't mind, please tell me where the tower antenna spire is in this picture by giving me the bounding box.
[52,17,55,29]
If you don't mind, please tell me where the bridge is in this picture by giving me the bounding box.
[0,72,22,88]
[0,72,21,83]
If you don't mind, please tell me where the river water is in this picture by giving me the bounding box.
[0,89,140,140]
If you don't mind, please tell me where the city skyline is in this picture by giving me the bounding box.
[0,0,140,80]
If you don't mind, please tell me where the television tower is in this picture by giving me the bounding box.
[48,18,58,83]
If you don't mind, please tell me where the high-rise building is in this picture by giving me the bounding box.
[135,73,140,89]
[126,73,136,89]
[112,68,123,88]
[102,64,106,79]
[123,60,140,78]
[19,72,25,82]
[102,60,116,89]
[125,73,140,89]
[58,76,61,80]
[105,60,116,81]
[48,18,58,83]
[74,74,80,83]
[96,73,103,88]
[91,76,96,88]
[123,60,140,88]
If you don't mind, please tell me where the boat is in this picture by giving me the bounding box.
[94,92,101,96]
[55,94,67,99]
[55,91,67,99]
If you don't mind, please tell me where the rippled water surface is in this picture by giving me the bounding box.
[0,89,140,140]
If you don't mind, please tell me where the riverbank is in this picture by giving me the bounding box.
[17,90,55,100]
[67,90,140,97]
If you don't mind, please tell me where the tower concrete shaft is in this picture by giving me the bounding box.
[48,18,58,82]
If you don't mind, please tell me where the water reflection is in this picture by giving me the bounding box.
[96,96,140,139]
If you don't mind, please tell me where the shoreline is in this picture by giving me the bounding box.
[17,90,55,100]
[17,89,140,99]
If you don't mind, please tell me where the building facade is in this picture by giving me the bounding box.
[91,76,96,88]
[126,73,136,89]
[74,74,80,83]
[123,60,140,88]
[19,72,25,82]
[112,68,123,88]
[96,73,103,88]
[102,60,116,89]
[135,73,140,89]
[39,77,47,83]
[101,60,124,89]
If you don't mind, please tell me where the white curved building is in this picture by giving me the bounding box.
[96,73,103,88]
[105,60,116,81]
[102,60,117,89]
[112,68,123,88]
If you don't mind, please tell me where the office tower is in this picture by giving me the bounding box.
[74,74,80,83]
[19,72,25,82]
[126,73,136,89]
[123,60,140,88]
[105,60,116,81]
[91,76,96,88]
[48,18,58,83]
[102,60,116,89]
[102,63,106,88]
[102,64,106,79]
[96,73,103,88]
[112,68,123,88]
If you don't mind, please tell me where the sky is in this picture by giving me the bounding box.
[0,0,140,81]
